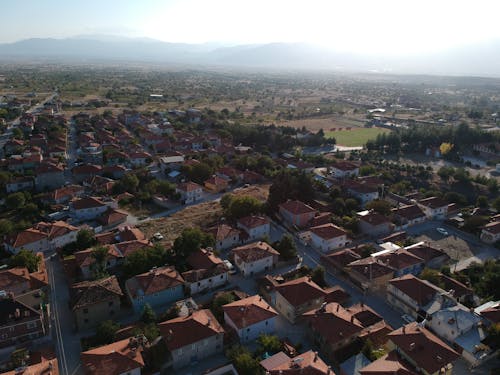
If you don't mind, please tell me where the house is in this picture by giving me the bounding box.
[0,294,46,348]
[125,266,184,313]
[44,184,84,204]
[274,276,327,323]
[260,350,333,375]
[0,267,32,296]
[330,161,359,178]
[404,242,450,269]
[204,176,229,193]
[386,323,460,375]
[159,309,224,369]
[71,276,123,330]
[371,248,425,277]
[476,301,500,325]
[34,221,79,249]
[129,151,152,167]
[70,196,109,221]
[358,211,394,237]
[34,162,65,191]
[1,354,58,375]
[345,182,379,207]
[182,248,228,295]
[223,294,278,342]
[237,215,270,241]
[358,350,418,375]
[176,181,203,204]
[321,248,362,273]
[81,336,146,375]
[417,197,448,219]
[72,164,102,183]
[309,223,349,252]
[480,221,500,244]
[386,274,449,320]
[392,204,427,228]
[346,257,395,291]
[303,302,364,357]
[279,200,317,228]
[230,242,279,277]
[208,224,241,251]
[98,208,129,230]
[5,177,34,193]
[4,228,50,254]
[159,154,185,172]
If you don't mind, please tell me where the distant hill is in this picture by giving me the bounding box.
[0,36,499,77]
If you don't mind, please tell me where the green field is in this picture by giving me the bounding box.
[325,127,391,147]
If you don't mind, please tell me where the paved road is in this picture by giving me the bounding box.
[46,255,83,375]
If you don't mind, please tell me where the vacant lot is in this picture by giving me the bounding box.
[325,127,391,147]
[278,115,365,132]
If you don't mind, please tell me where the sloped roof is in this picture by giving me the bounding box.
[71,276,123,310]
[275,276,326,307]
[279,200,317,216]
[359,350,417,375]
[388,274,439,306]
[310,223,347,240]
[266,350,332,375]
[223,294,278,329]
[159,309,224,351]
[231,241,279,263]
[125,266,184,299]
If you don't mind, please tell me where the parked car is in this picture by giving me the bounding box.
[436,227,448,236]
[223,259,237,275]
[153,232,164,241]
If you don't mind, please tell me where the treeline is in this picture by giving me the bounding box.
[366,123,498,154]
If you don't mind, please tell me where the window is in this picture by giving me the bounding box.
[265,321,268,326]
[220,275,224,279]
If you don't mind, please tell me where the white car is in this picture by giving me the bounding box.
[153,232,164,241]
[436,227,448,236]
[223,260,237,274]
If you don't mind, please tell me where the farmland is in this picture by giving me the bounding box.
[325,127,391,147]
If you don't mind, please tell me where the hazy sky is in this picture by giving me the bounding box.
[2,0,500,54]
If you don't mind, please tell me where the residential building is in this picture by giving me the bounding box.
[0,294,46,348]
[304,302,364,358]
[223,294,278,342]
[34,221,79,250]
[34,162,65,191]
[208,224,241,251]
[70,196,109,221]
[358,211,394,237]
[475,301,500,325]
[260,350,334,375]
[279,200,317,228]
[44,184,84,204]
[358,350,418,375]
[237,215,270,241]
[404,242,450,270]
[480,221,500,244]
[417,197,448,219]
[182,248,228,295]
[330,161,359,178]
[274,276,327,323]
[159,309,224,369]
[81,336,147,375]
[98,208,129,230]
[5,177,34,193]
[372,248,425,277]
[204,176,229,193]
[347,257,395,291]
[345,182,379,207]
[71,276,123,330]
[125,266,184,313]
[1,355,58,375]
[176,181,203,204]
[4,228,50,254]
[230,241,279,277]
[386,323,460,375]
[392,204,427,228]
[309,223,349,252]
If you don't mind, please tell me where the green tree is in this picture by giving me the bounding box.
[122,244,168,279]
[256,334,282,355]
[226,346,263,375]
[121,173,140,193]
[185,162,213,184]
[220,193,233,210]
[274,234,297,261]
[75,229,97,250]
[173,227,214,260]
[476,195,489,208]
[311,266,327,287]
[211,292,236,322]
[226,195,264,220]
[366,199,391,216]
[95,320,119,345]
[6,192,26,210]
[0,219,13,237]
[420,268,444,288]
[141,303,157,324]
[9,249,41,272]
[90,246,109,279]
[493,197,500,212]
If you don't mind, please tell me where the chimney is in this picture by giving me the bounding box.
[207,317,211,326]
[402,325,405,333]
[314,351,318,362]
[14,308,21,319]
[351,315,354,323]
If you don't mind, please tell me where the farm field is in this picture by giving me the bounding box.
[325,127,391,147]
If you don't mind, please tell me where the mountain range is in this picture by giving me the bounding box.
[0,35,499,77]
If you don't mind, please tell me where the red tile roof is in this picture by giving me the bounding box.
[177,181,202,192]
[237,215,270,229]
[418,196,448,209]
[388,323,460,374]
[359,350,417,375]
[483,220,500,235]
[71,276,123,310]
[276,276,326,307]
[0,267,30,292]
[392,204,425,220]
[81,338,145,375]
[71,196,106,210]
[388,274,439,306]
[223,294,278,329]
[266,350,333,375]
[126,266,184,298]
[480,303,500,323]
[98,208,128,226]
[231,241,279,263]
[310,223,347,240]
[159,309,224,351]
[187,248,224,270]
[279,200,317,216]
[208,224,240,242]
[5,228,47,248]
[303,302,364,346]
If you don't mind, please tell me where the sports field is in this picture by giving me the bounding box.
[325,127,391,147]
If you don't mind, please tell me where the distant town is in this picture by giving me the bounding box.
[0,67,499,375]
